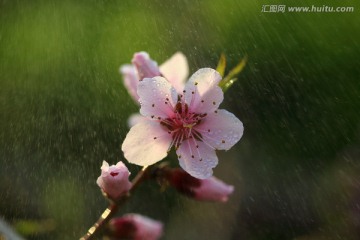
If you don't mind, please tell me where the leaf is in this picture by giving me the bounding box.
[216,53,226,77]
[219,55,247,92]
[221,78,237,92]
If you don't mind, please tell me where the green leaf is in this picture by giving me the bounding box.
[219,55,247,92]
[216,53,226,77]
[221,78,238,92]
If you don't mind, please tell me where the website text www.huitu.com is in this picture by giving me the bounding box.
[261,5,354,13]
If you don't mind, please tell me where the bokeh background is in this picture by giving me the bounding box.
[1,0,360,239]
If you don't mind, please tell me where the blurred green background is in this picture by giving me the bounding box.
[1,0,360,239]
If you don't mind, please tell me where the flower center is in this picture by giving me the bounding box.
[160,100,207,150]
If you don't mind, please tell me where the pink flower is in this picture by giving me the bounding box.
[120,51,189,103]
[96,161,132,200]
[166,168,234,202]
[109,214,163,240]
[121,68,244,179]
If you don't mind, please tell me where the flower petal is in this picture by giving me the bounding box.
[196,109,244,150]
[138,77,178,119]
[127,113,146,128]
[176,139,218,179]
[120,64,139,102]
[184,68,223,113]
[100,160,110,171]
[122,121,172,166]
[159,52,188,93]
[132,52,161,80]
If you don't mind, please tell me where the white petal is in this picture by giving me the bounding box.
[160,52,188,93]
[184,68,223,113]
[100,160,109,171]
[127,113,146,128]
[196,109,243,150]
[122,121,172,166]
[176,139,218,179]
[138,77,178,119]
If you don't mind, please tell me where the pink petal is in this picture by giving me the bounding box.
[122,121,172,166]
[183,68,223,113]
[137,77,178,119]
[196,109,244,150]
[159,52,188,93]
[132,52,161,80]
[120,64,140,102]
[176,139,218,179]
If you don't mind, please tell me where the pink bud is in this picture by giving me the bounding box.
[167,168,234,202]
[194,176,234,202]
[96,161,132,200]
[132,52,161,80]
[109,214,163,240]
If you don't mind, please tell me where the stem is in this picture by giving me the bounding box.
[79,166,149,240]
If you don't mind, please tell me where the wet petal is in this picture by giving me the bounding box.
[120,64,140,102]
[176,139,218,179]
[196,109,243,150]
[184,68,223,113]
[160,52,188,93]
[138,77,178,119]
[122,121,172,166]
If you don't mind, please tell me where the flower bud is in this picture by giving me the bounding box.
[132,52,161,80]
[96,161,132,200]
[167,168,234,202]
[109,214,163,240]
